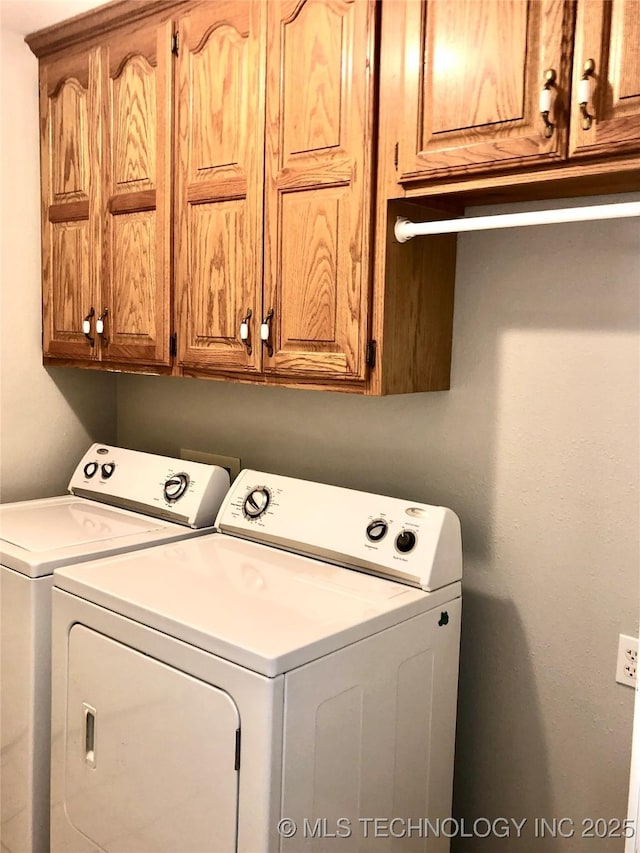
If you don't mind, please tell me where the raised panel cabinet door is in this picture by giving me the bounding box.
[175,1,265,374]
[394,0,574,180]
[570,0,640,158]
[263,0,376,381]
[101,21,172,365]
[40,49,101,360]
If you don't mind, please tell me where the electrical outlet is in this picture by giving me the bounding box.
[180,449,241,483]
[616,634,638,687]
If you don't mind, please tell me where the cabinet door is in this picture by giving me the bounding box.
[40,49,101,360]
[393,0,573,180]
[263,0,375,381]
[101,22,172,365]
[570,0,640,158]
[175,2,265,374]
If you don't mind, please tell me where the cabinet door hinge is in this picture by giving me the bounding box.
[365,340,377,368]
[170,333,177,357]
[394,142,399,170]
[171,31,179,56]
[234,728,241,771]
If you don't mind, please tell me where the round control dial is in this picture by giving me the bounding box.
[366,519,388,543]
[243,487,271,519]
[395,529,417,554]
[101,462,116,479]
[84,461,98,478]
[164,472,190,503]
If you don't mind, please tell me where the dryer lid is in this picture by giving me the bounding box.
[53,534,460,677]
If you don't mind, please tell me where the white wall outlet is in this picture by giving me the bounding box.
[616,634,638,687]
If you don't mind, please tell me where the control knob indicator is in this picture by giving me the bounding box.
[164,472,190,503]
[366,519,388,542]
[101,462,116,479]
[83,462,98,478]
[243,487,271,519]
[395,530,417,554]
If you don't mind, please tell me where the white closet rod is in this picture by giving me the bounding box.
[394,201,640,242]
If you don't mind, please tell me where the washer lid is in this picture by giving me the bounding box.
[0,496,204,578]
[53,534,461,677]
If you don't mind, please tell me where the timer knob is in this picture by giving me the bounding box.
[366,519,388,542]
[164,472,190,503]
[395,530,417,554]
[101,462,116,479]
[243,487,270,519]
[84,462,98,478]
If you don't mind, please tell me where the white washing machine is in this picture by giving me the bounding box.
[0,445,230,853]
[51,470,463,853]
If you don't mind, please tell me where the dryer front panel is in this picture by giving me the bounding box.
[64,625,240,852]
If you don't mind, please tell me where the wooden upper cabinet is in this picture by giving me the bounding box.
[263,0,375,381]
[100,21,172,365]
[40,48,101,360]
[570,0,640,158]
[393,0,574,180]
[174,1,265,374]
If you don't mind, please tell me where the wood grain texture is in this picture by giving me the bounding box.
[264,0,376,379]
[394,0,574,179]
[51,78,90,202]
[102,20,171,364]
[428,0,528,134]
[175,1,265,373]
[41,48,101,360]
[570,0,640,157]
[26,0,188,58]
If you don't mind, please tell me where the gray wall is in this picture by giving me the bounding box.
[118,199,640,850]
[0,4,116,502]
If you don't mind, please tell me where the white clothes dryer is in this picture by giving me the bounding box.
[0,445,230,853]
[51,470,463,853]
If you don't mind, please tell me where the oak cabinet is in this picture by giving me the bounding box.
[569,0,640,158]
[101,20,172,366]
[40,48,100,361]
[176,0,376,387]
[262,0,375,384]
[175,1,264,376]
[39,18,172,367]
[386,0,640,186]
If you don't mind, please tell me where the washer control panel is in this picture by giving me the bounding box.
[68,444,230,528]
[216,470,462,592]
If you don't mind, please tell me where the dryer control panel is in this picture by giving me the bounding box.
[216,470,462,592]
[68,445,230,528]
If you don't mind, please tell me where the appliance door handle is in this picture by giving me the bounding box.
[83,703,97,768]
